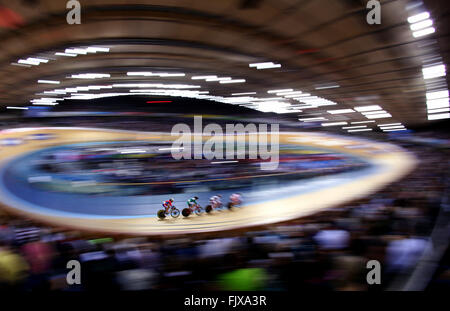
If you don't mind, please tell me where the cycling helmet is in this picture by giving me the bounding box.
[194,196,199,200]
[170,198,174,202]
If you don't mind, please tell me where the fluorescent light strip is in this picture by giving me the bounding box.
[422,64,446,79]
[315,84,340,90]
[55,52,77,57]
[383,128,408,132]
[427,98,449,109]
[321,122,347,127]
[220,79,246,84]
[38,80,60,84]
[407,12,430,24]
[428,113,450,120]
[379,126,405,130]
[410,19,433,31]
[7,106,28,110]
[378,123,401,127]
[354,105,383,112]
[342,126,367,129]
[426,90,449,100]
[412,27,435,38]
[299,117,328,122]
[232,92,256,96]
[347,128,372,132]
[268,89,292,93]
[427,107,450,113]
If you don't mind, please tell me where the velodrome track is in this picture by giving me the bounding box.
[0,127,417,235]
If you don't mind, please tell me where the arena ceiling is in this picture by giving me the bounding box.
[0,0,449,132]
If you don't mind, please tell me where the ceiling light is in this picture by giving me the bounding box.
[321,122,347,127]
[422,64,446,79]
[427,107,450,113]
[232,92,257,96]
[347,128,372,132]
[55,52,77,57]
[315,84,340,90]
[268,89,293,93]
[299,117,328,122]
[412,27,435,38]
[354,105,383,112]
[426,90,449,100]
[428,113,450,120]
[365,113,392,119]
[407,12,430,24]
[7,106,28,110]
[410,19,433,31]
[220,79,246,84]
[378,123,401,127]
[342,126,367,129]
[38,80,60,84]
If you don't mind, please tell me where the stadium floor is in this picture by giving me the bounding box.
[0,127,417,235]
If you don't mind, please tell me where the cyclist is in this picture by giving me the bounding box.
[209,195,222,210]
[162,198,175,214]
[187,196,199,210]
[230,193,242,206]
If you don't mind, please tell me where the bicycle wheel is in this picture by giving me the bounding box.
[182,208,191,217]
[171,208,180,218]
[157,209,166,219]
[205,205,212,213]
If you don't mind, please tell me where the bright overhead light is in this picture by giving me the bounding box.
[321,122,347,127]
[315,84,340,90]
[55,52,77,57]
[232,92,256,96]
[347,128,372,133]
[277,91,303,96]
[18,58,48,66]
[426,90,449,100]
[379,125,405,130]
[191,75,217,80]
[407,12,430,24]
[427,98,449,109]
[71,73,110,79]
[383,128,408,132]
[365,113,392,119]
[38,80,60,84]
[412,27,435,38]
[7,106,28,110]
[351,121,376,124]
[354,105,382,112]
[427,107,450,113]
[428,112,450,120]
[86,47,110,53]
[268,89,293,93]
[220,79,246,84]
[410,19,433,31]
[299,117,328,122]
[127,72,185,77]
[65,48,87,55]
[422,64,446,79]
[378,123,401,127]
[327,109,355,114]
[342,126,367,129]
[249,62,281,69]
[206,77,231,82]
